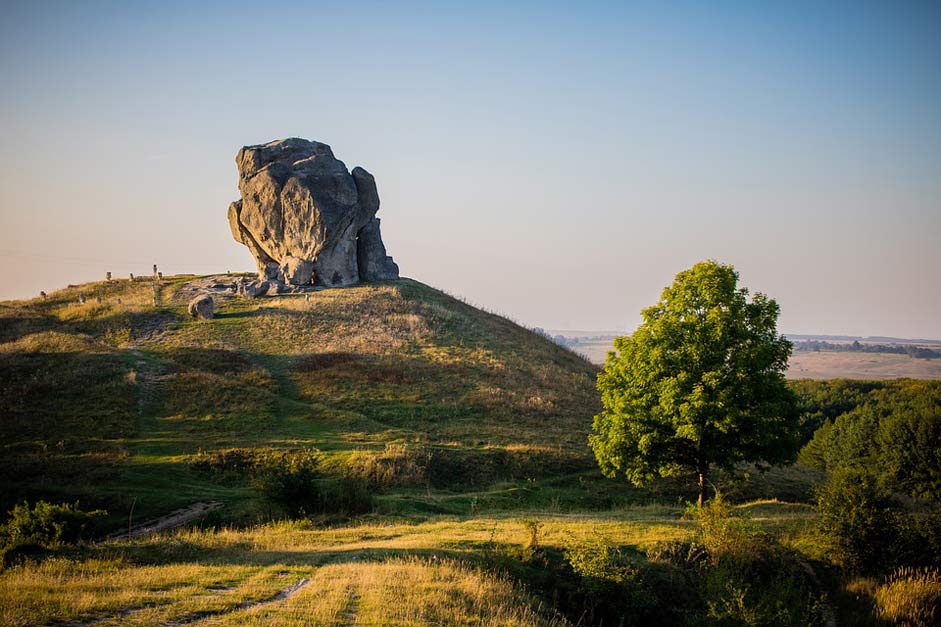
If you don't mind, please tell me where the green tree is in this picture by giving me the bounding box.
[589,260,799,506]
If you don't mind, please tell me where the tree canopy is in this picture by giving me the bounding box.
[589,260,799,505]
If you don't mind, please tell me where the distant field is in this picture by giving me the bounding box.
[569,338,615,365]
[786,351,941,380]
[554,334,941,380]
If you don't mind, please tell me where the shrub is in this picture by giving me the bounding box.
[874,567,941,627]
[893,513,941,569]
[562,533,657,622]
[688,496,827,626]
[815,467,898,573]
[688,493,766,564]
[251,449,372,517]
[345,442,429,491]
[252,449,322,516]
[190,448,257,479]
[646,539,708,569]
[316,474,372,516]
[0,501,105,551]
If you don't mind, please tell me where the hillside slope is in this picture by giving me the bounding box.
[0,275,601,525]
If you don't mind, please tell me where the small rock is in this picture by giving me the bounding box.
[188,295,214,319]
[265,281,289,296]
[238,280,269,298]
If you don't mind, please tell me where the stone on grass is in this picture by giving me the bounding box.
[188,295,214,319]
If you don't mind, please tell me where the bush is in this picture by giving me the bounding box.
[562,533,657,623]
[0,501,105,555]
[874,567,941,627]
[688,493,767,564]
[190,448,257,479]
[191,447,373,517]
[251,449,372,517]
[252,449,323,516]
[815,467,898,573]
[345,442,429,491]
[689,496,827,626]
[700,557,827,627]
[893,513,941,569]
[646,539,708,569]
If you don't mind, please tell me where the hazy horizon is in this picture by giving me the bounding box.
[2,1,939,338]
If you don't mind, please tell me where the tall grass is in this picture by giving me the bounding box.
[875,567,941,626]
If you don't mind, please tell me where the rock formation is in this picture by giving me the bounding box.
[188,295,214,319]
[227,138,399,290]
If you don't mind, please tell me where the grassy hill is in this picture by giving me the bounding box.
[0,276,849,626]
[0,275,611,526]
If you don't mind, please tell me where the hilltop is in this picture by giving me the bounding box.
[0,275,603,526]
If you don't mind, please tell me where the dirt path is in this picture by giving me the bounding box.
[341,590,361,627]
[106,502,222,541]
[158,578,311,627]
[66,577,311,627]
[797,557,838,627]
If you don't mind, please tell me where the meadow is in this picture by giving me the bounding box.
[0,276,938,625]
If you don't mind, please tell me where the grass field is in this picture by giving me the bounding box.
[0,275,887,626]
[0,501,821,626]
[787,350,941,380]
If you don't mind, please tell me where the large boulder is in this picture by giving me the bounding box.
[188,295,214,319]
[227,138,400,288]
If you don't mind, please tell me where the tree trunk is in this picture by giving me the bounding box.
[697,465,708,508]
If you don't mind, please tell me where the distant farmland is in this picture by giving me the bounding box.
[550,331,941,380]
[786,351,941,380]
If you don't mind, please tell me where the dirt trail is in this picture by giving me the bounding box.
[341,590,361,627]
[797,557,838,627]
[106,502,222,541]
[158,578,311,627]
[66,577,311,627]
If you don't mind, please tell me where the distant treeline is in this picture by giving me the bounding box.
[792,378,941,504]
[793,339,940,359]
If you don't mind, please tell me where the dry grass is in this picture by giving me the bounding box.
[787,351,941,380]
[218,557,567,626]
[0,507,711,626]
[874,567,941,627]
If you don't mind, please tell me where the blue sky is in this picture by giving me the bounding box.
[1,1,939,337]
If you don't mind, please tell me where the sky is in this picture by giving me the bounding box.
[1,1,939,338]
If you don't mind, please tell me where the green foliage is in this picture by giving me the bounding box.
[799,379,941,502]
[251,449,323,516]
[646,539,709,569]
[874,567,941,627]
[590,260,799,505]
[563,533,636,587]
[815,467,898,574]
[687,494,766,565]
[345,442,431,491]
[893,513,941,570]
[686,496,827,626]
[0,501,105,552]
[789,379,881,444]
[561,533,659,621]
[250,449,372,517]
